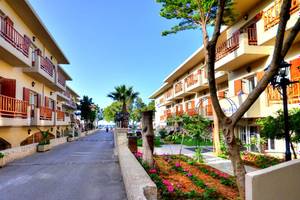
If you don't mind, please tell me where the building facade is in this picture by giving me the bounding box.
[0,0,79,150]
[150,0,300,154]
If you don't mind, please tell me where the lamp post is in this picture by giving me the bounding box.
[269,60,297,161]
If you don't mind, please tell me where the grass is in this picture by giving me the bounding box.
[137,136,164,147]
[164,136,212,147]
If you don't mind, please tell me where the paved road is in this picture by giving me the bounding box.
[0,131,127,200]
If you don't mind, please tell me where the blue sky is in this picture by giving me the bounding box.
[29,0,202,108]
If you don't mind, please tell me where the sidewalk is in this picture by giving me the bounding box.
[153,144,258,176]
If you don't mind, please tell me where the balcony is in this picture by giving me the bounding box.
[267,82,300,105]
[30,106,55,126]
[63,99,77,110]
[24,51,60,90]
[165,88,174,102]
[57,90,70,101]
[55,110,69,126]
[0,95,31,126]
[186,108,198,116]
[215,28,271,71]
[174,81,185,98]
[0,16,32,67]
[56,69,66,91]
[263,0,300,31]
[164,109,172,119]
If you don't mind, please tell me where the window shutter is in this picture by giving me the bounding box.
[218,91,225,98]
[290,58,300,81]
[256,71,264,81]
[234,79,242,95]
[37,94,41,108]
[207,98,213,115]
[191,101,195,109]
[0,78,16,98]
[23,87,30,102]
[45,96,49,107]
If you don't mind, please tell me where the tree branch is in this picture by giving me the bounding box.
[281,17,300,57]
[210,0,226,45]
[231,0,294,125]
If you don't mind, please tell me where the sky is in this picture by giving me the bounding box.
[29,0,202,108]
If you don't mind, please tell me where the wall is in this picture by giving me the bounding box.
[246,159,300,200]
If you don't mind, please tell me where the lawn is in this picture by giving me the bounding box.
[135,153,239,200]
[137,137,164,147]
[164,136,212,147]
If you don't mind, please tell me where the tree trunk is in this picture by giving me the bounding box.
[224,126,246,200]
[290,141,297,159]
[213,107,221,155]
[142,111,155,167]
[121,101,128,128]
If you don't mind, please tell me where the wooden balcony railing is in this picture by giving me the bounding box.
[267,82,300,104]
[263,0,300,31]
[0,95,28,118]
[58,70,66,87]
[176,110,184,116]
[164,109,172,118]
[185,73,198,88]
[40,107,53,120]
[165,88,173,99]
[175,82,183,94]
[247,28,258,45]
[56,110,65,121]
[0,16,30,57]
[40,56,55,77]
[216,32,240,61]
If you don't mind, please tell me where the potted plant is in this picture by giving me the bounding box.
[37,130,51,152]
[67,134,74,142]
[0,152,5,168]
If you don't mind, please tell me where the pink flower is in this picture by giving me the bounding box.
[183,168,188,172]
[149,169,157,174]
[135,151,143,158]
[167,185,174,193]
[175,162,181,167]
[162,179,171,186]
[186,173,193,177]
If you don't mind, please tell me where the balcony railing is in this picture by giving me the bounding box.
[267,82,300,104]
[164,109,172,118]
[176,110,184,116]
[57,70,66,87]
[174,82,183,94]
[216,28,257,61]
[165,88,173,99]
[187,108,197,116]
[185,73,198,88]
[40,107,53,120]
[0,95,28,118]
[56,110,65,121]
[40,56,54,77]
[216,32,240,61]
[263,0,300,31]
[0,16,30,57]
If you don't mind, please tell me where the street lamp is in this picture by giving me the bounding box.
[269,60,298,161]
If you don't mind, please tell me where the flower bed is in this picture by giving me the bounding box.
[135,152,239,199]
[242,152,284,169]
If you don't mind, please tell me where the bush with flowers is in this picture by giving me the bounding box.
[242,151,283,168]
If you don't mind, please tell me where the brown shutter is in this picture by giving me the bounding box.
[0,78,16,98]
[45,96,49,107]
[23,87,30,102]
[218,91,225,98]
[207,98,213,115]
[290,58,300,81]
[37,94,41,108]
[234,79,242,95]
[256,71,264,81]
[191,101,195,109]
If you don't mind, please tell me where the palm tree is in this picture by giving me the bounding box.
[107,85,139,128]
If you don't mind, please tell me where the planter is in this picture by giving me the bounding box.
[67,137,74,142]
[0,157,6,168]
[37,144,51,152]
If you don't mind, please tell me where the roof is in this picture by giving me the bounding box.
[7,0,69,64]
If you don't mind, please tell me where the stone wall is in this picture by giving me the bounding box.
[114,129,157,200]
[246,159,300,200]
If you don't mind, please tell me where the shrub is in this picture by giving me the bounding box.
[242,152,283,168]
[158,128,167,139]
[38,131,50,145]
[0,152,4,158]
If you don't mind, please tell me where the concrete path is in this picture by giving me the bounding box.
[0,131,126,200]
[153,144,258,176]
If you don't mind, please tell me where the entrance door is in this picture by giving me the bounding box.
[29,91,37,118]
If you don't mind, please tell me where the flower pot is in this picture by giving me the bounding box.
[67,137,74,142]
[0,157,6,168]
[37,144,51,152]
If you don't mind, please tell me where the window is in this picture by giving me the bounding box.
[242,76,256,94]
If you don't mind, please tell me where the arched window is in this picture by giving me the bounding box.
[20,132,55,146]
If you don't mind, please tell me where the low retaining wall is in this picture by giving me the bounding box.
[0,143,38,163]
[114,129,157,200]
[246,159,300,200]
[50,137,67,148]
